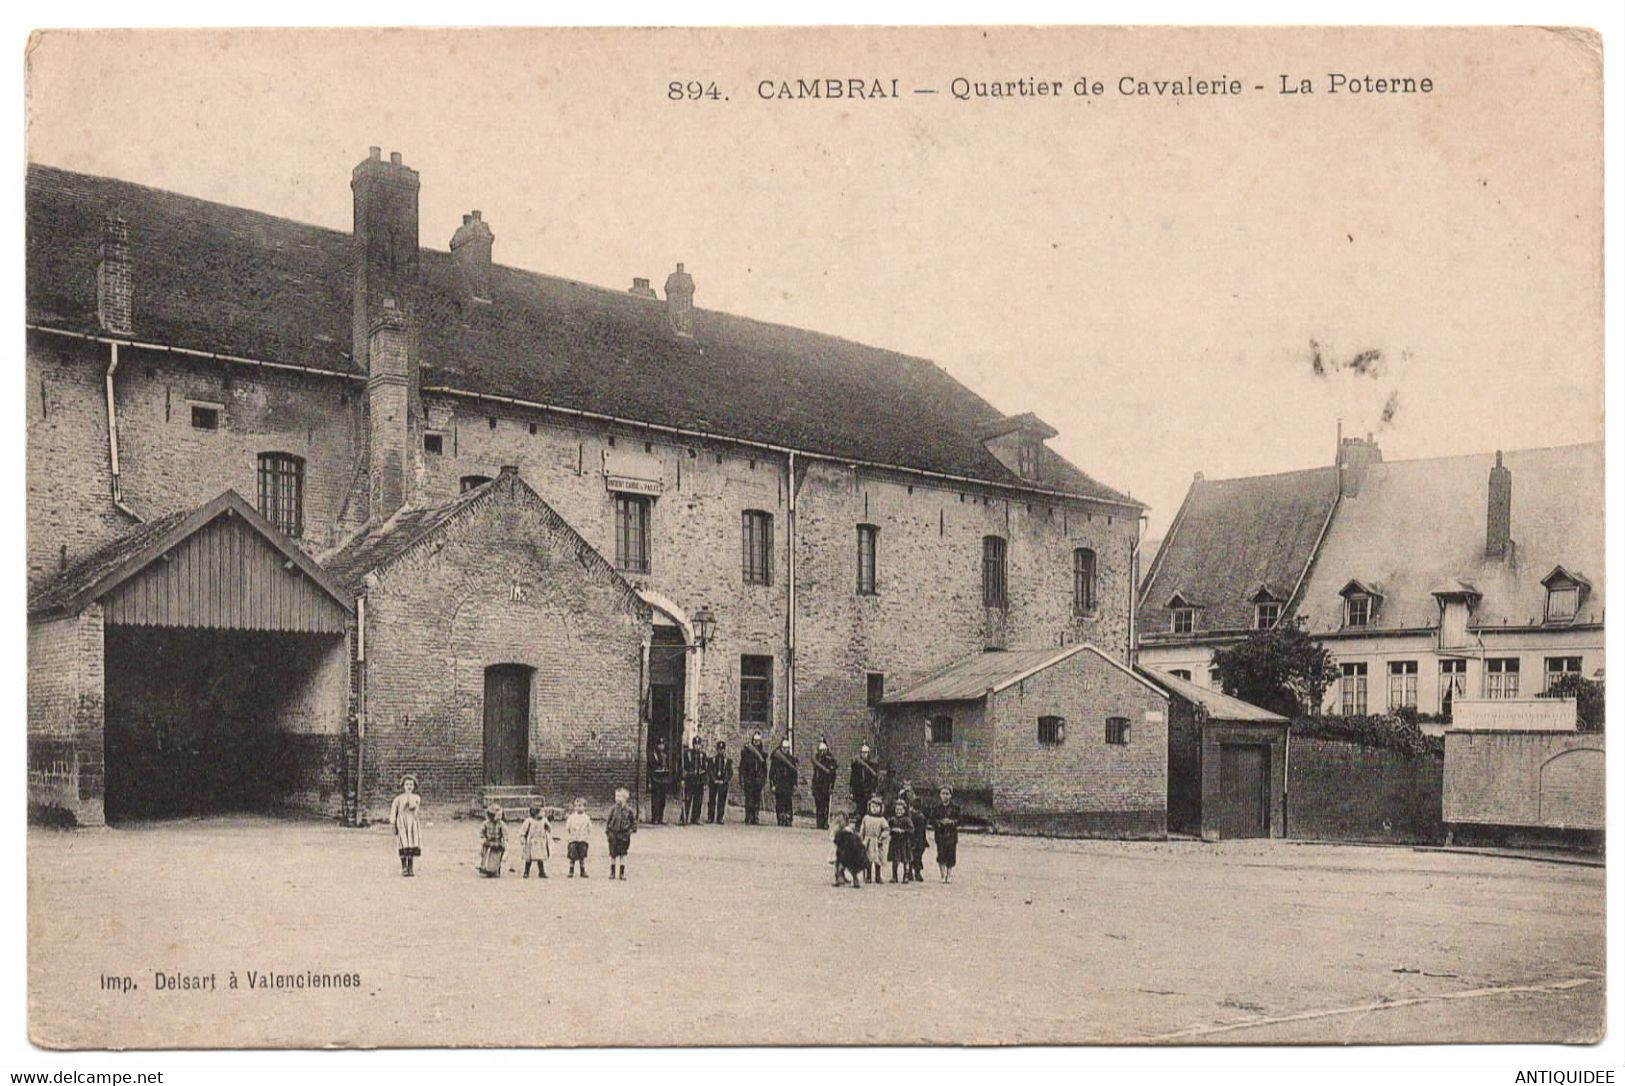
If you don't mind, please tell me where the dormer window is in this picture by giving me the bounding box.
[1166,592,1198,635]
[978,412,1058,482]
[1249,585,1282,630]
[1541,567,1590,624]
[1338,580,1382,630]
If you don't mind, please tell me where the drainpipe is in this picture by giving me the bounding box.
[1128,514,1148,665]
[1281,725,1291,839]
[104,342,142,522]
[353,594,367,827]
[786,450,798,750]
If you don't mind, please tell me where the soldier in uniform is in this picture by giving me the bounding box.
[810,737,839,829]
[707,739,734,823]
[680,734,708,826]
[648,737,673,825]
[770,738,799,827]
[849,742,880,817]
[739,730,769,825]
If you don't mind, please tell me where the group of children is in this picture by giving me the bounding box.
[830,784,961,889]
[475,789,640,880]
[389,775,963,889]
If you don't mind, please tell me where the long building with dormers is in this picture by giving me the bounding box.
[25,151,1168,832]
[1138,435,1604,728]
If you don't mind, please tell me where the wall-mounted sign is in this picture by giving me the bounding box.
[1144,709,1165,724]
[606,475,664,496]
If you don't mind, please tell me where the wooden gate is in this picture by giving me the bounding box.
[1217,742,1270,839]
[483,665,532,786]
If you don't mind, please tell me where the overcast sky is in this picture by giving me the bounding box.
[25,27,1603,535]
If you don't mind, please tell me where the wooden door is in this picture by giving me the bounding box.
[483,665,532,786]
[1216,743,1270,839]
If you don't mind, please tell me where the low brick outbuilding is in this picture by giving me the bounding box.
[877,644,1169,837]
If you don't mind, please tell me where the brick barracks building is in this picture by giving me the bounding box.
[26,150,1166,833]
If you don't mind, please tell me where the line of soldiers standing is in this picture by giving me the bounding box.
[647,732,887,830]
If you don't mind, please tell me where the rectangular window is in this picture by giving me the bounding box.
[865,672,885,708]
[1485,658,1520,699]
[1169,669,1192,681]
[741,510,773,585]
[1440,659,1467,714]
[857,525,879,595]
[189,402,221,431]
[1038,715,1066,745]
[423,432,444,455]
[1255,602,1281,630]
[926,715,954,744]
[1105,717,1130,745]
[1545,656,1583,692]
[614,494,652,574]
[1387,660,1418,710]
[1345,595,1371,628]
[1172,608,1195,634]
[460,474,492,492]
[256,453,305,537]
[1208,666,1222,687]
[1340,662,1368,716]
[982,536,1007,609]
[739,655,773,724]
[1072,548,1096,614]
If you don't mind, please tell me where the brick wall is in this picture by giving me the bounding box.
[358,484,650,819]
[26,606,105,825]
[26,334,366,589]
[1443,730,1603,831]
[988,649,1167,837]
[880,699,994,814]
[1287,736,1442,843]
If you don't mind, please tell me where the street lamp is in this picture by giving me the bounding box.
[692,605,717,651]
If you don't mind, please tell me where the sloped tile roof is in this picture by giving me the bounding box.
[1293,443,1603,634]
[1139,667,1288,723]
[27,164,1136,507]
[883,643,1164,704]
[27,508,190,615]
[1138,466,1340,638]
[319,471,648,618]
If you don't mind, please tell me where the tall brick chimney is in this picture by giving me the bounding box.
[352,147,422,521]
[664,262,696,336]
[96,214,132,335]
[1485,450,1513,559]
[1337,433,1382,498]
[450,210,494,302]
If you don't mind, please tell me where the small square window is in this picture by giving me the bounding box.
[424,433,444,455]
[1038,716,1065,745]
[926,715,954,744]
[189,403,221,431]
[1105,717,1130,745]
[1172,608,1195,635]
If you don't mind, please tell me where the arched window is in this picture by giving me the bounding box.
[1072,547,1096,614]
[256,452,304,537]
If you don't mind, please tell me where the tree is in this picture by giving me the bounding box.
[1210,617,1338,718]
[1538,673,1605,732]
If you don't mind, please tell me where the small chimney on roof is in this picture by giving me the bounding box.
[664,262,696,336]
[450,210,494,302]
[1337,433,1382,498]
[629,277,657,299]
[1486,450,1513,559]
[96,214,132,335]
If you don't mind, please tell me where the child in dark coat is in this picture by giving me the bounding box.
[932,786,961,883]
[887,797,915,884]
[904,786,929,882]
[831,812,867,890]
[604,787,637,881]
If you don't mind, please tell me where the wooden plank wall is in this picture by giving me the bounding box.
[102,514,347,633]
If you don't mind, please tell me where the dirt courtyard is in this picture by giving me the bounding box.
[27,816,1603,1049]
